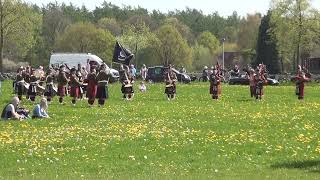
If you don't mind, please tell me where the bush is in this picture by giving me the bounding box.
[3,59,29,72]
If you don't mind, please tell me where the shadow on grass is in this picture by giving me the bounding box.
[271,160,320,173]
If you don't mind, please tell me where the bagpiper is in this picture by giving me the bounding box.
[86,66,97,106]
[209,69,222,100]
[27,69,39,102]
[164,64,177,101]
[44,68,56,103]
[96,64,111,106]
[15,67,25,100]
[248,68,256,98]
[295,65,310,100]
[57,65,69,104]
[254,64,267,100]
[69,68,82,106]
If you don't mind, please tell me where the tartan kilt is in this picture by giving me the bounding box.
[27,85,37,96]
[96,86,109,99]
[15,83,25,96]
[44,84,56,97]
[86,85,97,99]
[165,85,176,95]
[210,84,218,95]
[255,82,264,96]
[296,83,304,97]
[58,85,67,97]
[70,86,80,98]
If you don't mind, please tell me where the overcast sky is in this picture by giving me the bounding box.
[26,0,320,17]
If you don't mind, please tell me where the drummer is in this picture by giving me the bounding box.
[119,65,135,100]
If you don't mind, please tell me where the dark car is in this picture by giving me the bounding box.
[229,77,279,86]
[146,66,191,83]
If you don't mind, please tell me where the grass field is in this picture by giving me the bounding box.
[0,80,320,179]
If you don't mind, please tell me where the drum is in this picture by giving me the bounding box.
[165,86,175,95]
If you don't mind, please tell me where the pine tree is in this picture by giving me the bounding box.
[255,11,281,74]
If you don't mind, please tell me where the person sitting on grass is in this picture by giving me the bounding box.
[139,81,147,93]
[1,97,29,120]
[32,98,49,119]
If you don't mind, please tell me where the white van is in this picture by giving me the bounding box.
[50,53,119,82]
[50,53,103,68]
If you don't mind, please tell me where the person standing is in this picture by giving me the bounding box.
[69,68,82,106]
[295,65,310,100]
[86,67,97,106]
[164,65,177,101]
[15,67,25,100]
[209,70,222,100]
[140,64,148,81]
[27,69,38,102]
[255,65,267,100]
[96,64,111,107]
[44,69,56,103]
[202,66,209,82]
[57,65,69,104]
[130,64,137,79]
[248,68,256,98]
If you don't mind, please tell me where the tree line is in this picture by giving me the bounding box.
[0,0,319,73]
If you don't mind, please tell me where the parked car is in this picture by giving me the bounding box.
[229,77,279,86]
[146,66,191,83]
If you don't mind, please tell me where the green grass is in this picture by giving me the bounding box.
[1,80,320,179]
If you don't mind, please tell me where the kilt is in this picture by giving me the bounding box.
[255,82,264,96]
[218,84,222,95]
[296,82,304,97]
[70,86,80,98]
[165,85,176,95]
[210,84,218,95]
[86,84,97,99]
[44,84,56,97]
[15,83,25,96]
[27,84,37,96]
[58,85,67,97]
[250,86,256,97]
[96,86,109,99]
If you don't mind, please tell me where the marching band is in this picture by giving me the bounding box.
[7,62,313,111]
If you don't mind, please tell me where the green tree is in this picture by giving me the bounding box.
[197,31,220,55]
[97,17,122,36]
[154,24,192,68]
[192,44,213,71]
[271,0,320,71]
[163,17,195,45]
[55,22,115,64]
[0,0,40,72]
[119,21,158,67]
[256,11,281,74]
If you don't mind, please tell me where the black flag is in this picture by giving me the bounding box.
[113,41,134,65]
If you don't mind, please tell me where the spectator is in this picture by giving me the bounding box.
[180,66,187,74]
[130,64,137,78]
[32,98,49,119]
[140,64,148,81]
[1,97,28,120]
[139,81,147,92]
[202,66,209,82]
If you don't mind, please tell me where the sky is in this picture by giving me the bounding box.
[26,0,320,17]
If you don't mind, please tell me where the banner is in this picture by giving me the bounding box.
[113,41,134,66]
